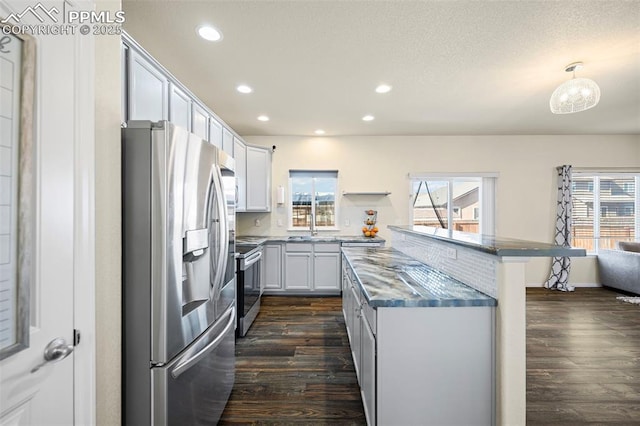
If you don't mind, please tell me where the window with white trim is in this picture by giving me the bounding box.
[571,173,639,253]
[409,174,496,235]
[289,170,338,230]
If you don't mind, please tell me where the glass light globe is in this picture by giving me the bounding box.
[550,77,601,114]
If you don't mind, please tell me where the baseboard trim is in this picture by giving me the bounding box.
[526,282,602,288]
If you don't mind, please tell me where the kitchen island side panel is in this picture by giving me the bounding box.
[376,306,495,426]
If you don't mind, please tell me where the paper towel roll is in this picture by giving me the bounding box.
[277,185,285,204]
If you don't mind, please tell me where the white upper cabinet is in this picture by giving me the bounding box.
[128,49,168,121]
[222,128,234,156]
[169,83,191,131]
[234,137,247,212]
[122,37,272,201]
[209,118,223,149]
[192,103,209,140]
[246,146,271,211]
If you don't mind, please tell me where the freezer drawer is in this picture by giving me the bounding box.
[151,305,236,425]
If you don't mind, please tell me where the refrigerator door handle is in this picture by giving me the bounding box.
[170,305,235,379]
[210,164,229,301]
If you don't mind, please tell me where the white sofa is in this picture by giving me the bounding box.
[598,242,640,295]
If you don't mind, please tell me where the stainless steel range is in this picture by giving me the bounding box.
[236,245,263,337]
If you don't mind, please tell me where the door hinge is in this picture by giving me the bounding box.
[73,329,81,346]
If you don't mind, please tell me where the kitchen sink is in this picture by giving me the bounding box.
[288,236,313,241]
[287,236,338,242]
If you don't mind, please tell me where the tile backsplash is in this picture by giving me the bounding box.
[391,230,498,299]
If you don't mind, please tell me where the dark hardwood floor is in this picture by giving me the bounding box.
[219,296,366,425]
[527,287,640,425]
[220,289,640,425]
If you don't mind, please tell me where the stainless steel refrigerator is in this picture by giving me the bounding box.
[122,121,236,425]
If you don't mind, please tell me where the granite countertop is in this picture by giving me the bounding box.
[236,235,386,246]
[389,225,587,258]
[342,247,496,308]
[236,236,270,246]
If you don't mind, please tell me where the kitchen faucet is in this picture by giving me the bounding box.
[310,212,318,236]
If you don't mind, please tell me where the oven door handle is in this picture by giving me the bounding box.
[170,305,235,379]
[243,250,263,268]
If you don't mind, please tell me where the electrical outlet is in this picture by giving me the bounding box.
[446,247,457,259]
[277,219,283,227]
[254,219,260,227]
[345,218,350,227]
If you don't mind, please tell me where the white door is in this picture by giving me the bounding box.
[0,0,95,424]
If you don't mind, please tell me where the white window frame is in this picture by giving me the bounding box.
[572,171,640,254]
[408,172,497,235]
[288,170,340,232]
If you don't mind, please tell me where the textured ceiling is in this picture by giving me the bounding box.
[122,0,640,136]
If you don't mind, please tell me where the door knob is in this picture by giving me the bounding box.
[30,338,74,373]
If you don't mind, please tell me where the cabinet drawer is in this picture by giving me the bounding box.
[285,243,313,252]
[314,243,341,253]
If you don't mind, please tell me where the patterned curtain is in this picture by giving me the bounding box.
[545,165,575,292]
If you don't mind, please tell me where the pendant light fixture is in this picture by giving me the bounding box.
[549,62,600,114]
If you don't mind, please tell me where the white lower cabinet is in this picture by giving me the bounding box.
[266,242,340,294]
[342,256,494,426]
[285,248,313,291]
[360,309,376,426]
[313,244,341,291]
[264,243,283,291]
[349,285,362,379]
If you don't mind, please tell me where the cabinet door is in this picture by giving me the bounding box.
[192,103,209,140]
[360,307,376,426]
[342,264,350,321]
[209,118,223,149]
[234,137,247,211]
[350,285,362,382]
[246,146,271,211]
[121,43,128,123]
[222,128,234,156]
[128,49,168,121]
[313,252,341,291]
[285,252,312,290]
[344,274,355,344]
[169,83,191,131]
[264,244,283,291]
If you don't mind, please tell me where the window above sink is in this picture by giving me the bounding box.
[289,170,339,232]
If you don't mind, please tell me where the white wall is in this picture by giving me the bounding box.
[240,134,640,286]
[95,1,122,424]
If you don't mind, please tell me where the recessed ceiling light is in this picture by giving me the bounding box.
[257,115,270,122]
[362,115,375,121]
[197,25,222,42]
[237,84,253,94]
[314,129,325,135]
[375,84,392,93]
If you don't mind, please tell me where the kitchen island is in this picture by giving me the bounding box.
[386,225,586,426]
[341,246,496,426]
